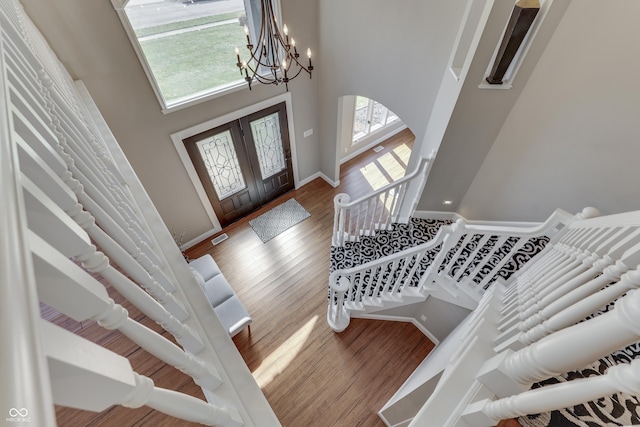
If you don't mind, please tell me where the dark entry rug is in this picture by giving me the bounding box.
[249,198,310,243]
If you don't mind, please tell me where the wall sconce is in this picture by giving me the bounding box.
[486,0,540,85]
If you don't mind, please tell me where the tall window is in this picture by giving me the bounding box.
[352,96,399,145]
[115,0,275,111]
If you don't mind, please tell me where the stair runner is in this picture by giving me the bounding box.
[329,218,550,290]
[330,218,453,272]
[329,218,640,427]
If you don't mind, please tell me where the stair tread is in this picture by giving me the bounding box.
[330,217,550,313]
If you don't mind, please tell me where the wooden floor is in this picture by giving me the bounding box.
[187,128,429,427]
[48,128,518,426]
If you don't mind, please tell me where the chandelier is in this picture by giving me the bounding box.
[235,0,313,91]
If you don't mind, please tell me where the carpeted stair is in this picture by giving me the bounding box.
[329,218,640,426]
[330,218,452,272]
[329,217,550,295]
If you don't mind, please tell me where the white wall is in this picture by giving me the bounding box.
[21,0,319,243]
[338,96,408,163]
[417,0,572,215]
[317,0,468,182]
[458,0,640,221]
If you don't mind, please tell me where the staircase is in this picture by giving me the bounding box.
[328,205,567,332]
[328,165,640,427]
[0,2,278,425]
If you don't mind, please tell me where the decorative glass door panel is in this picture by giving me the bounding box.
[184,121,260,227]
[249,112,286,180]
[241,102,294,203]
[196,131,246,199]
[184,102,294,228]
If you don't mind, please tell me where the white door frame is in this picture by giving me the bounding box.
[171,92,298,233]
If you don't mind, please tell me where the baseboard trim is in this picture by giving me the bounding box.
[353,313,440,345]
[182,228,218,250]
[297,172,340,188]
[413,210,457,221]
[296,172,320,188]
[414,210,543,228]
[340,124,408,165]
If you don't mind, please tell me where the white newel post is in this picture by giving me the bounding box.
[327,276,351,332]
[422,220,463,286]
[397,154,434,223]
[333,193,350,246]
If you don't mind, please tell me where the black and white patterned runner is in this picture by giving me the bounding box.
[329,218,548,293]
[330,218,640,426]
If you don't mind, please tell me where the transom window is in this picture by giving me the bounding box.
[352,96,399,145]
[114,0,277,111]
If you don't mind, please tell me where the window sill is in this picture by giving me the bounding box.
[161,80,249,114]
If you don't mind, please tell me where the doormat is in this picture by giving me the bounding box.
[249,198,311,243]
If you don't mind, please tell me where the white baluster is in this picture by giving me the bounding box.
[501,228,606,316]
[94,300,222,391]
[29,231,218,387]
[19,146,185,317]
[39,73,161,264]
[441,230,473,278]
[498,228,640,343]
[74,247,204,353]
[517,258,622,329]
[0,70,56,424]
[350,203,358,240]
[520,267,640,346]
[124,373,242,427]
[42,321,241,426]
[390,256,411,295]
[42,81,147,236]
[463,359,640,427]
[351,269,376,302]
[19,94,176,293]
[452,234,492,283]
[478,286,640,397]
[474,235,515,290]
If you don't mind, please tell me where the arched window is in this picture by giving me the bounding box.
[352,96,399,145]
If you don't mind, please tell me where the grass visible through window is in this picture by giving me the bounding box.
[134,12,240,38]
[139,20,246,103]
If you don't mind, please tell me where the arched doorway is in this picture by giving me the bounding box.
[336,95,415,195]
